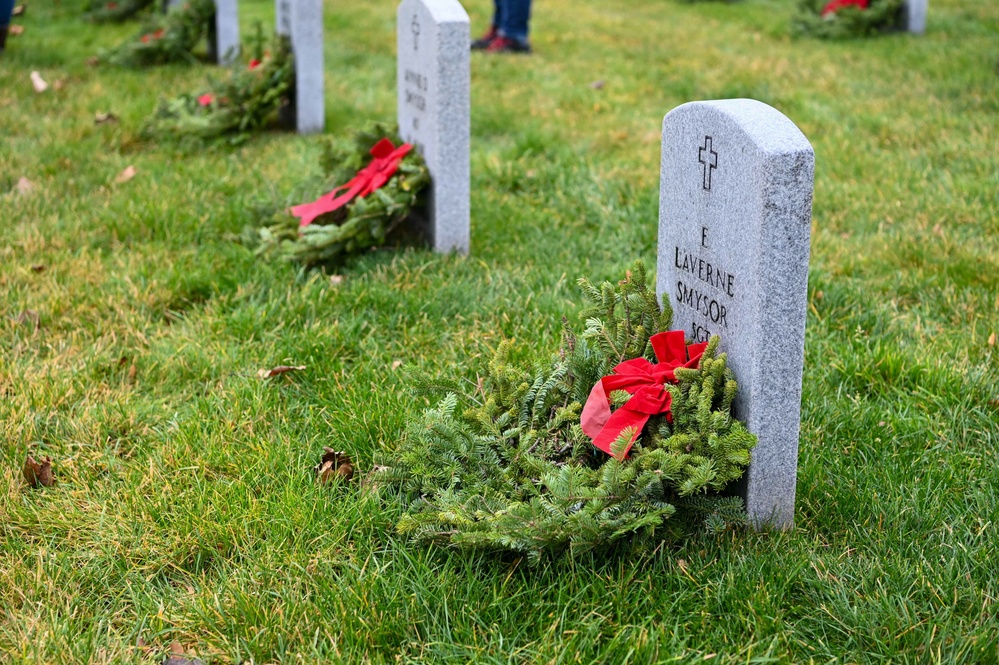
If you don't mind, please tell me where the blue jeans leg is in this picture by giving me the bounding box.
[0,0,15,29]
[491,0,503,30]
[498,0,531,42]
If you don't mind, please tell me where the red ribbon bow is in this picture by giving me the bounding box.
[580,331,707,459]
[291,138,414,227]
[821,0,868,16]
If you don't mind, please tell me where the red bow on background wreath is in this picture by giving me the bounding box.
[821,0,868,16]
[580,331,707,460]
[291,138,413,228]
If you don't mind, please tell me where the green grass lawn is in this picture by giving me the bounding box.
[2,0,999,661]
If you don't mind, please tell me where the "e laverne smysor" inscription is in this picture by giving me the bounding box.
[673,244,738,342]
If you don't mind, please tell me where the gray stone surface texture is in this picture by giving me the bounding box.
[397,0,471,254]
[656,99,814,529]
[277,0,324,134]
[902,0,927,34]
[213,0,240,65]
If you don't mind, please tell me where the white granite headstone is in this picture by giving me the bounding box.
[397,0,471,255]
[656,99,815,529]
[277,0,325,134]
[901,0,927,34]
[210,0,240,66]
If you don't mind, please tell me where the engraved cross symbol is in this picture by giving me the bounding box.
[411,15,420,51]
[698,135,718,191]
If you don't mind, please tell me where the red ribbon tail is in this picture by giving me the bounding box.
[292,180,361,227]
[591,408,649,460]
[580,381,611,441]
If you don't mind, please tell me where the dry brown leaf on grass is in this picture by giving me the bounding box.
[16,177,36,195]
[30,71,48,93]
[85,56,100,67]
[589,79,605,90]
[316,448,354,484]
[9,24,24,36]
[95,111,119,125]
[115,165,137,184]
[53,79,66,91]
[13,4,25,16]
[391,360,403,371]
[30,264,45,273]
[989,332,996,347]
[163,642,204,665]
[329,274,345,286]
[257,365,306,378]
[23,455,54,488]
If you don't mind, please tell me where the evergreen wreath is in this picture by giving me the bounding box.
[101,0,215,67]
[145,31,294,144]
[793,0,904,39]
[86,0,155,24]
[374,263,757,561]
[245,123,430,267]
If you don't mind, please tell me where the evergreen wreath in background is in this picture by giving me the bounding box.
[86,0,155,24]
[145,30,294,144]
[101,0,215,67]
[793,0,904,39]
[374,263,757,561]
[245,124,430,267]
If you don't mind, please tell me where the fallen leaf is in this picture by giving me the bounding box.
[53,79,66,91]
[933,223,943,236]
[23,455,54,488]
[317,448,354,484]
[257,365,306,379]
[589,79,605,90]
[676,558,688,573]
[30,71,48,93]
[13,4,25,16]
[115,165,137,184]
[391,360,403,371]
[30,264,45,273]
[989,332,996,347]
[163,641,204,665]
[127,363,137,383]
[86,56,100,67]
[9,24,24,36]
[16,177,36,195]
[95,111,119,125]
[329,274,345,286]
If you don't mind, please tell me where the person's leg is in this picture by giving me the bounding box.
[0,0,15,52]
[499,0,531,43]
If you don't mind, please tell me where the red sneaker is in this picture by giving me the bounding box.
[471,26,498,50]
[485,36,532,54]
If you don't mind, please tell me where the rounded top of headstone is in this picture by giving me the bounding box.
[663,99,813,157]
[398,0,470,23]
